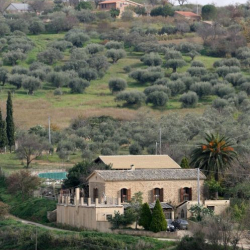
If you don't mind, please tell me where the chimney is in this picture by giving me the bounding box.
[130,164,135,171]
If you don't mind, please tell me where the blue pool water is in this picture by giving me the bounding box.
[38,172,67,180]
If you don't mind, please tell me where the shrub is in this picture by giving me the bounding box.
[0,68,8,85]
[139,203,152,230]
[179,91,198,108]
[141,53,162,66]
[105,41,124,49]
[146,91,169,106]
[109,78,127,93]
[69,78,90,93]
[176,22,190,33]
[115,90,146,105]
[11,66,28,75]
[29,20,45,35]
[129,142,142,155]
[177,42,203,53]
[121,10,134,21]
[54,88,63,95]
[159,25,177,35]
[150,199,167,233]
[0,22,10,37]
[190,82,212,98]
[106,49,126,63]
[150,5,174,17]
[110,8,120,18]
[123,65,131,73]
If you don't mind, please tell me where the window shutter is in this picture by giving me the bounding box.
[160,188,164,202]
[120,189,123,203]
[127,189,131,201]
[189,188,192,200]
[180,188,184,202]
[152,189,155,202]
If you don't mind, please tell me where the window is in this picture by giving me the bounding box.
[106,214,112,220]
[180,187,192,202]
[181,209,185,219]
[121,188,131,202]
[93,188,98,200]
[153,188,164,202]
[120,3,122,7]
[164,211,172,219]
[207,206,215,211]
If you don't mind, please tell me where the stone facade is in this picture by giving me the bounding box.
[57,188,124,232]
[89,178,204,205]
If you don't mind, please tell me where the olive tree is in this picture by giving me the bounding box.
[187,67,208,77]
[109,78,127,93]
[0,68,8,86]
[47,72,70,88]
[105,41,124,49]
[191,61,205,67]
[65,29,90,47]
[190,82,212,98]
[8,74,24,89]
[225,73,243,87]
[166,80,186,96]
[69,78,90,93]
[179,91,198,108]
[106,49,126,63]
[146,91,169,106]
[115,90,146,105]
[85,43,104,54]
[212,84,235,97]
[22,76,41,94]
[0,23,10,37]
[78,68,98,81]
[37,48,63,65]
[144,85,171,96]
[29,20,45,35]
[212,98,229,111]
[165,59,186,73]
[48,40,73,51]
[129,68,163,84]
[3,50,26,65]
[141,52,162,66]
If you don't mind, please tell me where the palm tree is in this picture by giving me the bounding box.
[190,133,238,181]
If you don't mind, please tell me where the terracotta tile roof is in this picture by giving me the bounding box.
[175,11,200,17]
[90,169,206,181]
[99,0,120,4]
[95,155,181,169]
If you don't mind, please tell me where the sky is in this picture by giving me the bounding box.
[188,0,247,6]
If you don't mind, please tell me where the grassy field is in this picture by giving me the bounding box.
[0,32,221,130]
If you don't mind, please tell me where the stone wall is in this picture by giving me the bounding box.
[89,179,204,205]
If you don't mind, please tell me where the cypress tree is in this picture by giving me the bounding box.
[150,199,167,233]
[139,203,152,230]
[0,109,8,151]
[180,157,190,169]
[6,92,15,152]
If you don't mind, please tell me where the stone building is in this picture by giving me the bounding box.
[5,3,33,13]
[87,168,205,205]
[98,0,143,17]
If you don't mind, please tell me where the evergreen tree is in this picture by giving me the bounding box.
[180,157,190,169]
[150,199,167,233]
[6,92,15,152]
[0,109,8,151]
[139,203,152,230]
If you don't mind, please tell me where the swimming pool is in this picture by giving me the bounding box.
[38,172,67,180]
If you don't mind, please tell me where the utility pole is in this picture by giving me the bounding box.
[35,226,37,250]
[159,128,162,155]
[197,168,200,205]
[48,116,51,144]
[155,142,158,155]
[196,1,198,14]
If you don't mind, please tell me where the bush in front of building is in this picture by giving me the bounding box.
[149,199,167,233]
[138,203,152,230]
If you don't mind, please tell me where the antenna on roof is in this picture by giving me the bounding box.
[159,128,162,155]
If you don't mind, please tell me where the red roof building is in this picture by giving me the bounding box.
[174,11,201,21]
